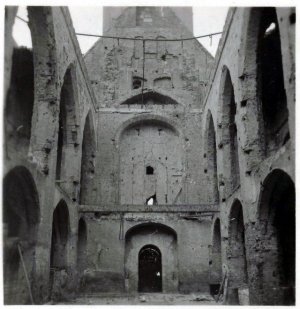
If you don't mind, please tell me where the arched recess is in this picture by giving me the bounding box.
[56,64,79,184]
[77,218,87,276]
[242,8,289,157]
[49,200,70,294]
[227,200,248,305]
[3,166,40,304]
[5,7,34,158]
[138,244,162,292]
[118,117,183,205]
[209,218,222,296]
[80,111,96,205]
[257,169,295,305]
[204,111,219,203]
[218,67,240,196]
[125,223,178,293]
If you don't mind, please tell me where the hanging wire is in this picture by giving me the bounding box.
[16,15,223,42]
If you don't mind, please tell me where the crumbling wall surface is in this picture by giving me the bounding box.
[202,7,295,305]
[80,213,212,294]
[4,6,97,304]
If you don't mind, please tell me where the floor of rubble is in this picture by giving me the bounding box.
[53,292,218,305]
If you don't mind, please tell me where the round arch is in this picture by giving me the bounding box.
[256,169,295,305]
[125,222,178,293]
[3,166,40,304]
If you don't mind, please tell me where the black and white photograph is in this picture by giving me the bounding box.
[2,2,296,305]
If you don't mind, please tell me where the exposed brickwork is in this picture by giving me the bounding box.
[3,6,295,305]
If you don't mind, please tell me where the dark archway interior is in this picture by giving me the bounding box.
[209,219,222,295]
[5,47,34,156]
[80,113,96,204]
[3,166,40,304]
[221,69,240,194]
[258,8,289,154]
[77,218,87,274]
[259,170,295,305]
[56,67,77,181]
[138,245,162,292]
[207,114,219,202]
[227,201,248,304]
[50,201,69,271]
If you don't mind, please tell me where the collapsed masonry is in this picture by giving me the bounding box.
[3,6,295,305]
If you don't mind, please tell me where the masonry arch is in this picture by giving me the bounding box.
[80,110,96,205]
[227,199,248,304]
[218,66,240,197]
[56,64,79,183]
[241,8,289,157]
[209,218,222,296]
[125,222,178,293]
[3,166,40,304]
[257,169,295,305]
[118,116,183,205]
[49,200,70,295]
[5,7,36,159]
[203,110,219,203]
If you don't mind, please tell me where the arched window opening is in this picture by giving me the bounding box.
[206,114,219,203]
[3,166,40,304]
[146,194,157,205]
[56,66,78,181]
[209,219,222,297]
[258,8,289,154]
[132,76,146,90]
[138,245,162,292]
[146,166,154,175]
[77,218,87,276]
[80,112,96,205]
[220,68,240,194]
[5,45,34,156]
[258,170,295,305]
[227,201,248,305]
[50,200,70,297]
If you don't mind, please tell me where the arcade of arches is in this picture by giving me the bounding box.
[3,5,295,305]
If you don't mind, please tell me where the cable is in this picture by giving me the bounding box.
[16,15,223,42]
[16,15,29,23]
[76,31,223,42]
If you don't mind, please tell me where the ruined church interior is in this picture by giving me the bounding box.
[3,5,295,305]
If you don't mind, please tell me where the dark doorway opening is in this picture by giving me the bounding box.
[138,245,162,292]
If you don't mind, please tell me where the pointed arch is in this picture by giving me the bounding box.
[56,63,79,181]
[80,110,97,205]
[204,110,219,203]
[218,66,240,196]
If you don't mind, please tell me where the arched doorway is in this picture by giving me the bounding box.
[49,200,70,298]
[3,166,40,304]
[209,218,222,296]
[125,222,178,293]
[227,200,248,305]
[138,245,162,292]
[258,169,295,305]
